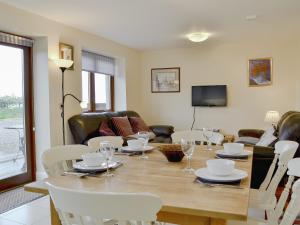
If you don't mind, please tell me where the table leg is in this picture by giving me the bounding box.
[50,198,61,225]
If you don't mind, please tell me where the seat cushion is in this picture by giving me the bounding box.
[99,121,116,136]
[235,136,260,146]
[111,117,134,137]
[129,117,150,133]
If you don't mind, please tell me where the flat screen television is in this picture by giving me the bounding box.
[192,85,227,107]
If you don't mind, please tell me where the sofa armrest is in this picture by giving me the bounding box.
[253,145,275,158]
[149,125,174,137]
[251,145,275,189]
[238,129,265,138]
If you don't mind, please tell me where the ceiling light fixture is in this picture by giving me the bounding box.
[187,32,210,43]
[246,15,257,21]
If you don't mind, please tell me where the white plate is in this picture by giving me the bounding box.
[194,167,248,182]
[121,146,154,152]
[73,161,118,172]
[216,149,252,157]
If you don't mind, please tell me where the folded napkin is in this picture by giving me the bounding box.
[216,154,248,160]
[120,150,142,154]
[195,177,241,185]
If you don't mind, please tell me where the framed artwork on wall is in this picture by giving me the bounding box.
[59,42,74,70]
[151,67,180,93]
[248,58,272,87]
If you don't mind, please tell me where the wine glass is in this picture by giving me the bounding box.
[203,127,213,150]
[137,131,149,159]
[100,141,115,177]
[181,138,195,173]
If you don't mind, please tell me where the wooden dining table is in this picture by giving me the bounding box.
[25,144,253,225]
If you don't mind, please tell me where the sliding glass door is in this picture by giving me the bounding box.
[0,41,35,191]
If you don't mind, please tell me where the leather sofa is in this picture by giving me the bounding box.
[68,110,174,144]
[238,111,300,188]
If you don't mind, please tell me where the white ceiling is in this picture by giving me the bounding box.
[1,0,300,50]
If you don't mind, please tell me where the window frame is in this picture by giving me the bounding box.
[82,71,114,112]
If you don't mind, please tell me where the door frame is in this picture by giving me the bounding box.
[0,41,36,191]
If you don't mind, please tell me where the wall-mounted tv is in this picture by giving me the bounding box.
[192,85,227,107]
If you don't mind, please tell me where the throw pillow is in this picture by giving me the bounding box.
[256,127,277,147]
[99,121,116,136]
[129,117,150,133]
[112,117,134,137]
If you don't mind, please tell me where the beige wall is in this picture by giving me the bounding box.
[140,38,300,135]
[0,2,141,176]
[1,1,300,175]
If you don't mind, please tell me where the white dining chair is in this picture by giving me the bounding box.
[268,157,300,223]
[249,140,298,217]
[42,144,94,176]
[171,130,224,145]
[228,178,300,225]
[87,136,123,150]
[209,132,224,145]
[46,181,162,225]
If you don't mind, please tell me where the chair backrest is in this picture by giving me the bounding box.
[267,179,300,225]
[279,179,300,225]
[171,130,224,145]
[209,132,224,145]
[259,141,298,209]
[171,130,200,143]
[87,136,123,150]
[259,141,298,192]
[46,182,162,225]
[271,157,300,222]
[42,145,93,176]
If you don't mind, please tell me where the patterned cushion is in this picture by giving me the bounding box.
[111,117,134,137]
[129,117,150,133]
[99,121,116,136]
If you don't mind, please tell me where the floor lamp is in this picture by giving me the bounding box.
[54,59,86,145]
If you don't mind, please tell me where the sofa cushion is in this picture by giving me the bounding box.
[99,121,116,136]
[129,117,150,133]
[235,136,259,146]
[112,116,134,137]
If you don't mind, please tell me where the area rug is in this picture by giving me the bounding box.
[0,187,44,214]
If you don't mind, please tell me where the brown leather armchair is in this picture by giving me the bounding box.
[238,111,300,188]
[68,110,174,144]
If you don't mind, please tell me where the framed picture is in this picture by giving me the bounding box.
[248,58,272,86]
[59,43,74,70]
[151,67,180,93]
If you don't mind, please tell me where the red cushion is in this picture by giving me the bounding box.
[99,121,116,136]
[111,117,134,137]
[129,117,150,133]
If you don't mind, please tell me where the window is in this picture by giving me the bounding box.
[0,32,35,191]
[81,51,115,111]
[81,71,114,111]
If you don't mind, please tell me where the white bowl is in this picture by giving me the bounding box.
[82,152,104,167]
[206,159,235,176]
[223,143,244,155]
[127,139,143,149]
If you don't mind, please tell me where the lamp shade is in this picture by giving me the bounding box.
[79,101,88,109]
[53,59,73,69]
[264,111,280,124]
